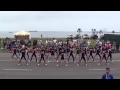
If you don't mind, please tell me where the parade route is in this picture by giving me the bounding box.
[0,53,119,79]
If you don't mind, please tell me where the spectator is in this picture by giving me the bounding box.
[53,38,57,44]
[116,42,119,51]
[46,39,48,46]
[37,40,40,45]
[102,40,105,46]
[3,39,6,48]
[102,68,114,79]
[40,40,43,45]
[96,39,99,46]
[33,40,37,47]
[99,40,102,46]
[87,40,91,46]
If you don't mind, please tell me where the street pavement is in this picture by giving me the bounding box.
[0,53,119,79]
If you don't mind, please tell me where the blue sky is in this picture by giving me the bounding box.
[0,11,120,32]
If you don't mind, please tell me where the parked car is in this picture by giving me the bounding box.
[67,35,74,40]
[82,34,89,39]
[90,35,98,39]
[74,34,81,39]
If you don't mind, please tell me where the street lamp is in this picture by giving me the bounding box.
[77,28,82,44]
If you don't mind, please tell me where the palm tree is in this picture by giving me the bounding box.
[99,30,103,38]
[112,30,115,34]
[91,29,96,35]
[77,28,82,36]
[77,28,82,43]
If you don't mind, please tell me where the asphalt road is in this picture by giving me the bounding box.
[0,53,119,79]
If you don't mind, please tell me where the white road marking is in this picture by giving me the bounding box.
[89,69,117,71]
[0,60,120,62]
[4,69,32,71]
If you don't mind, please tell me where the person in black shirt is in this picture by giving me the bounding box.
[98,48,108,65]
[77,48,87,66]
[107,49,113,62]
[67,48,75,63]
[30,46,37,62]
[45,46,51,60]
[56,46,62,62]
[47,47,52,56]
[48,46,56,62]
[11,46,19,60]
[44,47,49,59]
[66,46,70,56]
[25,46,29,60]
[75,47,80,60]
[63,46,66,53]
[84,47,89,60]
[38,47,47,66]
[87,46,94,62]
[57,49,68,66]
[16,44,21,57]
[18,45,28,65]
[37,47,41,57]
[94,46,101,60]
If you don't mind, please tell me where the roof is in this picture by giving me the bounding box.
[14,30,30,36]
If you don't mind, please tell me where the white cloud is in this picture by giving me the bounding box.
[0,11,120,32]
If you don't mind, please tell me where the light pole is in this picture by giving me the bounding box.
[77,28,82,44]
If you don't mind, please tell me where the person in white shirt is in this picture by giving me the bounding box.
[53,39,57,44]
[87,40,91,46]
[46,40,48,46]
